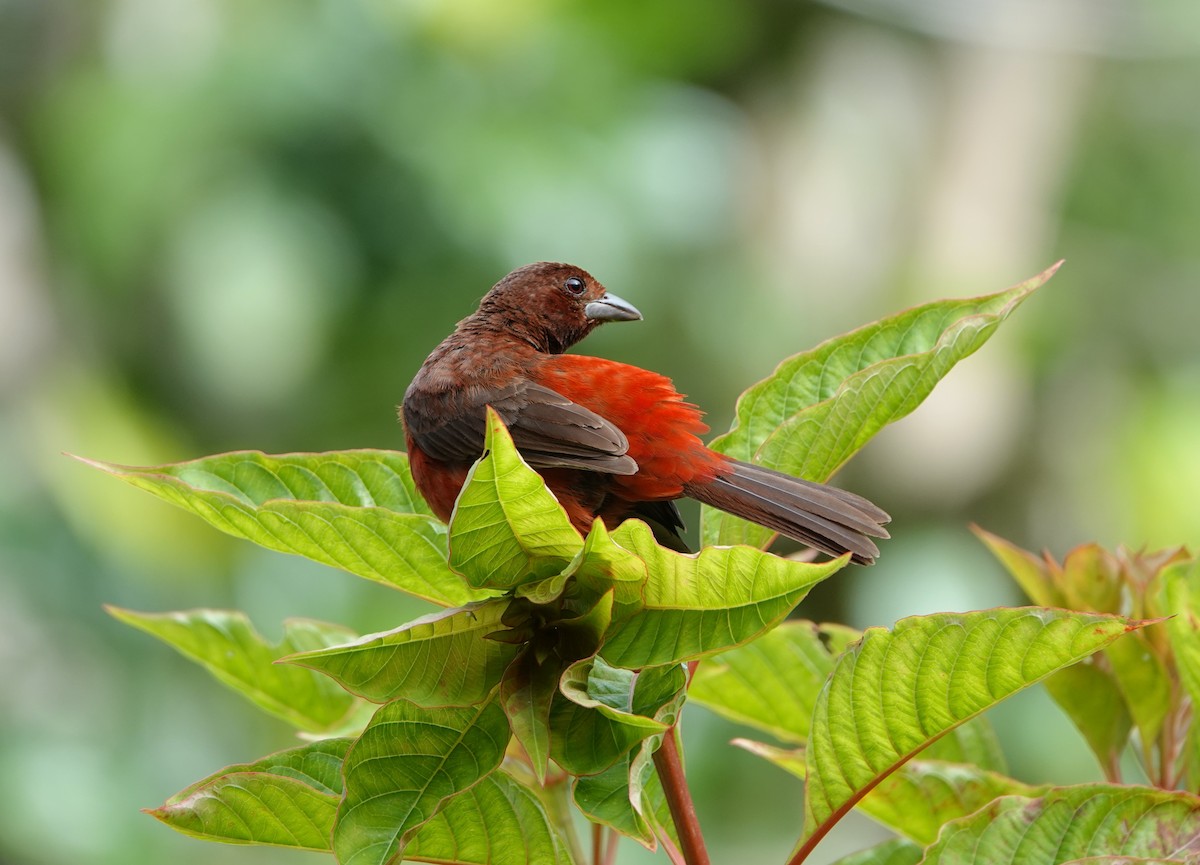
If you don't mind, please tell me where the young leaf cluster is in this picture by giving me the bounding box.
[977,530,1200,791]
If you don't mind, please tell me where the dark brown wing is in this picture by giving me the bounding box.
[403,380,638,475]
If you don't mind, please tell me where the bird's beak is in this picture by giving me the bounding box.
[585,292,642,322]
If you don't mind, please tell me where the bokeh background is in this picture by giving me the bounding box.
[3,0,1199,863]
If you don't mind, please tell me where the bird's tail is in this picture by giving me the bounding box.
[683,459,890,564]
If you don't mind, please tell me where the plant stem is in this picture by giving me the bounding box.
[603,827,620,865]
[591,823,601,865]
[544,773,587,865]
[653,725,711,865]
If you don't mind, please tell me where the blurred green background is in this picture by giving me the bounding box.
[2,1,1199,863]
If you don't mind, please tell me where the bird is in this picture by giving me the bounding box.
[401,262,889,564]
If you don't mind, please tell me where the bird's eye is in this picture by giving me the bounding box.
[563,276,586,296]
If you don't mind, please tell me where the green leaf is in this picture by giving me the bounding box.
[921,717,1008,774]
[1060,543,1124,615]
[149,739,352,850]
[599,521,847,668]
[448,407,583,589]
[616,668,690,852]
[1044,662,1132,778]
[827,839,923,865]
[1161,559,1200,790]
[84,450,482,606]
[569,518,649,612]
[404,771,578,865]
[107,607,366,733]
[573,740,678,853]
[704,265,1058,548]
[92,449,433,512]
[153,743,577,863]
[858,760,1042,845]
[172,738,352,798]
[1161,559,1200,714]
[1065,854,1185,859]
[736,737,1032,846]
[1104,633,1171,754]
[152,774,338,851]
[334,696,511,865]
[559,657,673,734]
[731,738,807,777]
[690,620,858,743]
[693,621,1005,772]
[973,525,1066,608]
[796,608,1141,859]
[573,758,656,848]
[283,600,519,707]
[550,661,684,777]
[501,648,560,784]
[924,785,1200,864]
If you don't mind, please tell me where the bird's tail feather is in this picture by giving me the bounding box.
[683,459,890,564]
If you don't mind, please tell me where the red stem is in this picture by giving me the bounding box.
[603,828,619,865]
[652,725,711,865]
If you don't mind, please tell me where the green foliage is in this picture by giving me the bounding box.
[977,529,1198,789]
[84,451,482,606]
[924,785,1200,865]
[334,697,512,865]
[91,267,1200,865]
[107,607,372,735]
[704,263,1060,548]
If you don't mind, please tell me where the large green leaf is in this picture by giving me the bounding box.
[153,774,338,851]
[448,407,583,589]
[704,264,1058,548]
[599,521,846,668]
[84,450,482,606]
[693,620,1005,775]
[334,696,511,865]
[404,771,578,865]
[152,742,576,864]
[108,607,367,733]
[283,600,519,707]
[689,620,858,743]
[924,784,1200,864]
[795,608,1140,860]
[149,739,351,849]
[920,717,1008,773]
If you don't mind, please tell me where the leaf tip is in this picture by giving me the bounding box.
[1128,616,1169,632]
[68,452,119,473]
[142,805,168,822]
[104,604,135,624]
[1026,259,1065,291]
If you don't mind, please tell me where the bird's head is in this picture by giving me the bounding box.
[475,262,642,353]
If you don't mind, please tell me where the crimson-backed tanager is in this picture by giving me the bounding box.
[402,262,889,563]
